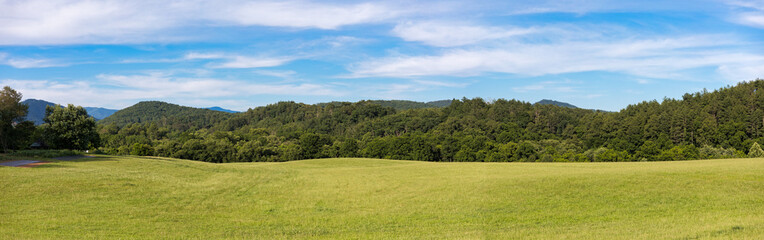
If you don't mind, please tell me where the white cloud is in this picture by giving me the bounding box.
[412,79,470,88]
[208,1,400,29]
[1,73,344,110]
[738,13,764,27]
[210,56,291,69]
[717,64,764,82]
[0,53,68,68]
[503,0,721,15]
[184,52,292,69]
[0,0,405,45]
[183,53,227,60]
[4,58,68,68]
[513,80,578,93]
[349,34,764,81]
[725,0,764,27]
[0,0,180,45]
[392,21,535,47]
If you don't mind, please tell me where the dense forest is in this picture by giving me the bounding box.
[93,80,764,163]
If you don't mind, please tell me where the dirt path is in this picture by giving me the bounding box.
[0,160,47,167]
[0,155,94,168]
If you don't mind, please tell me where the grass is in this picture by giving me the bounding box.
[1,156,764,239]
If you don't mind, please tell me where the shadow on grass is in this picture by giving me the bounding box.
[24,155,121,168]
[54,155,119,163]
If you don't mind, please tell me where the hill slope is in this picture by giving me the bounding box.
[99,101,234,130]
[205,106,239,113]
[83,107,119,120]
[21,99,119,124]
[426,99,453,108]
[534,99,578,108]
[21,99,57,125]
[1,156,763,239]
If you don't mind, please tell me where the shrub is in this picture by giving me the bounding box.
[748,142,764,158]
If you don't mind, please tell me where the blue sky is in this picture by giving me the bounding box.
[1,0,763,111]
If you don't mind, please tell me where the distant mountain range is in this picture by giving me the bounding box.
[205,106,239,113]
[534,99,578,108]
[21,98,579,125]
[84,107,120,120]
[21,99,119,125]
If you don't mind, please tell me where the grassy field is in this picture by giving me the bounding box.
[2,156,764,239]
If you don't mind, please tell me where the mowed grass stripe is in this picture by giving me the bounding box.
[1,156,763,239]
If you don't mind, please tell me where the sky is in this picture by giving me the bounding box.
[1,0,763,111]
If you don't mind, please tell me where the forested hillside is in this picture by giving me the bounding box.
[99,101,232,130]
[535,99,577,108]
[98,80,764,163]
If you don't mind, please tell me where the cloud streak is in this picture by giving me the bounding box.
[0,53,68,68]
[183,52,293,69]
[350,34,764,81]
[1,73,345,110]
[0,0,405,45]
[392,21,535,47]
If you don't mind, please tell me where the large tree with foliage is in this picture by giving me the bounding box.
[0,86,31,152]
[42,104,100,150]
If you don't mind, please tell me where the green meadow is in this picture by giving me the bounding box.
[2,156,764,239]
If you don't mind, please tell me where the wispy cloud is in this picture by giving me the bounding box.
[726,0,764,28]
[350,34,764,81]
[206,1,401,29]
[513,80,579,93]
[392,21,535,47]
[183,52,293,69]
[253,70,297,79]
[1,73,344,110]
[0,53,68,68]
[0,0,406,45]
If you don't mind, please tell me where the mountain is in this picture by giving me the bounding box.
[206,106,239,113]
[21,99,58,125]
[99,101,234,130]
[534,99,577,108]
[318,100,452,111]
[426,100,453,108]
[84,107,119,120]
[21,99,120,124]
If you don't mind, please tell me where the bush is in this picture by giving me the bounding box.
[748,142,764,158]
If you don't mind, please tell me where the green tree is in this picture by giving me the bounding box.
[299,133,331,159]
[338,139,359,157]
[0,86,30,152]
[42,104,100,150]
[131,143,154,156]
[748,142,764,158]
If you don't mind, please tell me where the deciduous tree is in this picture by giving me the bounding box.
[42,104,99,150]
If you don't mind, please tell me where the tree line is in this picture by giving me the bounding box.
[4,80,764,162]
[94,80,764,162]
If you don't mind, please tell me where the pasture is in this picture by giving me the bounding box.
[2,156,763,239]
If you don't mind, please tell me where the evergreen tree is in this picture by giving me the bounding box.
[748,142,764,158]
